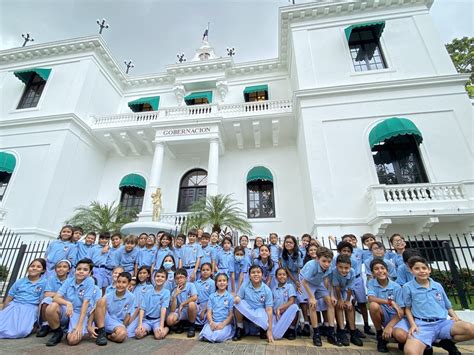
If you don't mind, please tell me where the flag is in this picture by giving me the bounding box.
[202,23,209,41]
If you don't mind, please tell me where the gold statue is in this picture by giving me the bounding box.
[151,188,162,221]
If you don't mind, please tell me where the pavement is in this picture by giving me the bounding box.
[1,331,474,355]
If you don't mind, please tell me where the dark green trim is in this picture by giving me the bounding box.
[247,166,273,183]
[369,117,423,148]
[119,174,146,190]
[128,96,160,112]
[14,68,51,84]
[345,21,385,41]
[0,152,16,174]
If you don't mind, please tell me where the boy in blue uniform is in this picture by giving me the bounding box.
[179,229,203,282]
[137,234,157,269]
[393,256,473,355]
[268,233,282,265]
[367,259,405,353]
[396,249,420,286]
[166,268,199,337]
[364,242,397,280]
[45,258,95,346]
[135,268,170,340]
[330,255,363,347]
[94,272,137,345]
[74,232,96,266]
[386,233,406,269]
[89,232,111,293]
[200,232,213,265]
[341,234,374,336]
[115,235,139,276]
[300,247,339,346]
[173,234,186,266]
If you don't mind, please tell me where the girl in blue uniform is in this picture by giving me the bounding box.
[179,229,203,282]
[115,235,139,276]
[213,237,235,281]
[37,259,71,337]
[45,258,95,346]
[299,243,318,336]
[253,244,275,288]
[233,265,274,343]
[152,232,174,277]
[238,235,252,264]
[133,266,153,308]
[281,235,304,296]
[194,262,216,326]
[209,232,221,259]
[0,258,47,339]
[161,254,176,293]
[299,234,312,259]
[199,273,234,343]
[137,234,157,269]
[233,246,249,293]
[89,232,111,293]
[105,266,124,294]
[272,267,299,340]
[199,232,213,265]
[173,234,186,267]
[45,225,73,275]
[135,268,170,340]
[251,236,264,261]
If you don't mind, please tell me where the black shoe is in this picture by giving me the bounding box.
[364,324,375,335]
[377,338,389,352]
[301,323,311,337]
[354,327,366,339]
[287,328,296,340]
[437,339,462,355]
[351,333,363,347]
[297,326,303,336]
[398,342,405,351]
[36,325,50,338]
[312,331,322,347]
[187,325,196,338]
[259,327,267,339]
[319,325,328,336]
[423,347,434,355]
[96,327,107,346]
[175,322,184,334]
[232,327,243,341]
[327,332,343,347]
[337,329,350,346]
[46,328,63,347]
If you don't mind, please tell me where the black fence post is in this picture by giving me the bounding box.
[442,241,469,309]
[3,243,27,302]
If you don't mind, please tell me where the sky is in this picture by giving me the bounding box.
[0,0,472,76]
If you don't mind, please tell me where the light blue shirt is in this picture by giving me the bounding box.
[299,246,307,259]
[200,245,213,265]
[75,242,94,265]
[300,260,331,286]
[396,263,414,286]
[238,282,273,309]
[233,258,249,281]
[45,274,67,293]
[216,250,235,276]
[105,285,116,294]
[364,256,397,279]
[8,276,46,304]
[115,247,139,273]
[194,278,215,304]
[164,271,176,294]
[208,290,234,323]
[269,243,282,264]
[106,245,123,269]
[330,268,356,291]
[181,243,203,267]
[367,278,405,312]
[89,244,109,267]
[351,248,364,275]
[403,278,452,319]
[253,259,275,283]
[272,282,296,310]
[137,246,157,268]
[173,247,183,264]
[386,251,404,269]
[105,290,136,321]
[281,251,304,274]
[89,285,102,313]
[209,245,222,261]
[58,276,95,313]
[45,240,72,268]
[141,287,170,319]
[175,282,198,306]
[133,283,153,307]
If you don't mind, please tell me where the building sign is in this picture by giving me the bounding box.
[162,127,211,136]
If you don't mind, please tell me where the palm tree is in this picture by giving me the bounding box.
[66,201,137,233]
[186,194,252,234]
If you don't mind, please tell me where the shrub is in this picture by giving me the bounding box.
[0,265,9,282]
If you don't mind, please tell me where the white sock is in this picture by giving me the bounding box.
[237,322,244,329]
[304,321,309,325]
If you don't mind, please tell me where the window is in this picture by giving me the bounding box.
[199,53,210,60]
[128,96,160,112]
[405,240,447,262]
[247,90,268,102]
[17,73,46,109]
[0,172,12,202]
[247,181,275,218]
[372,135,428,185]
[137,103,153,112]
[192,97,208,105]
[120,186,145,218]
[178,169,207,212]
[184,92,212,106]
[349,27,386,72]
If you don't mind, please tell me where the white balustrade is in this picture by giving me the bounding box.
[91,99,293,128]
[379,183,466,203]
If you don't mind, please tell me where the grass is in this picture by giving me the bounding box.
[449,295,474,310]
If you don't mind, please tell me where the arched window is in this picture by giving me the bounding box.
[0,152,16,201]
[119,174,146,216]
[246,166,275,218]
[178,169,207,212]
[369,118,428,185]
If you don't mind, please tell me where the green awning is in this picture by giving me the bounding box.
[247,166,273,183]
[14,68,51,84]
[345,21,385,41]
[119,174,146,190]
[0,152,16,174]
[128,96,160,112]
[184,91,213,105]
[369,117,423,148]
[243,85,268,95]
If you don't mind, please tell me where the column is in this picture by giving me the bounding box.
[142,141,165,213]
[207,138,219,196]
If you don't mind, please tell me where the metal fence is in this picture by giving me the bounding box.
[0,227,49,299]
[316,233,474,310]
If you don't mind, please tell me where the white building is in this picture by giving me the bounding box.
[0,0,472,242]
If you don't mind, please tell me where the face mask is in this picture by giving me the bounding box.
[235,255,244,262]
[163,262,173,270]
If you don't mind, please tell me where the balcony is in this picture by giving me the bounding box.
[367,181,474,233]
[91,99,293,129]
